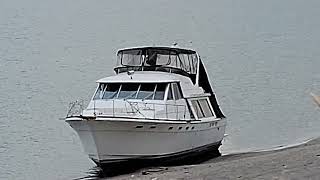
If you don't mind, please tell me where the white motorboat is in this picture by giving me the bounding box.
[65,46,226,168]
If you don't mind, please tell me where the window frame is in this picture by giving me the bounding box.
[119,50,143,67]
[172,82,183,100]
[93,83,168,100]
[165,83,173,100]
[188,97,215,119]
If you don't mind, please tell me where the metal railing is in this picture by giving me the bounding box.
[66,100,85,117]
[66,99,189,121]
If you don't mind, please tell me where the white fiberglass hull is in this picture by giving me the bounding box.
[66,116,226,165]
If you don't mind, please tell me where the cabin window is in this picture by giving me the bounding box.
[94,83,106,99]
[190,99,214,118]
[188,54,193,72]
[137,84,155,99]
[166,83,183,100]
[99,83,167,100]
[103,83,121,99]
[191,100,204,118]
[172,83,183,100]
[191,54,198,74]
[198,99,214,117]
[117,83,140,99]
[154,83,166,100]
[167,84,173,100]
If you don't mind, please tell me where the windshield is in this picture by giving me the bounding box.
[94,83,167,100]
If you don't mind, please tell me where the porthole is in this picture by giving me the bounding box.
[136,125,143,129]
[191,127,195,130]
[186,127,189,130]
[168,127,173,130]
[150,126,156,129]
[178,127,182,130]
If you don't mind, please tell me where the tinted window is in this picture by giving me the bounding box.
[94,83,106,99]
[167,84,173,100]
[117,84,140,99]
[94,83,169,100]
[154,83,166,100]
[172,83,182,100]
[137,84,155,99]
[191,100,204,118]
[198,99,214,117]
[103,83,121,99]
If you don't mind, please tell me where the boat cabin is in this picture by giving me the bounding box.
[89,79,194,120]
[84,46,225,119]
[90,80,217,120]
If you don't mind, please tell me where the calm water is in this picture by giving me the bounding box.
[1,0,320,179]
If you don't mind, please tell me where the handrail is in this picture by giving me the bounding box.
[66,100,84,117]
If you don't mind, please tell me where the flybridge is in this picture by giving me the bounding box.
[114,46,199,83]
[113,46,225,118]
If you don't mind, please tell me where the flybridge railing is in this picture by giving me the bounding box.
[66,99,189,121]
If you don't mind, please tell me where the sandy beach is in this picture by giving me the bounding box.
[107,138,320,180]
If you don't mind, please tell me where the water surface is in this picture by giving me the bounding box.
[1,0,320,179]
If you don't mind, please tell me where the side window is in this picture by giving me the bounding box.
[172,83,183,100]
[198,99,214,117]
[191,100,204,118]
[167,84,173,100]
[154,83,166,100]
[190,99,214,118]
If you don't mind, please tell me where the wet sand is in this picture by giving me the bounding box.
[108,138,320,179]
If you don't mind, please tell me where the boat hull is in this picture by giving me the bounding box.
[66,116,226,167]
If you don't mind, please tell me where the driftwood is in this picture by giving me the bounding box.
[311,92,320,108]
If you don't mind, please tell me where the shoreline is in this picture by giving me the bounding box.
[107,137,320,179]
